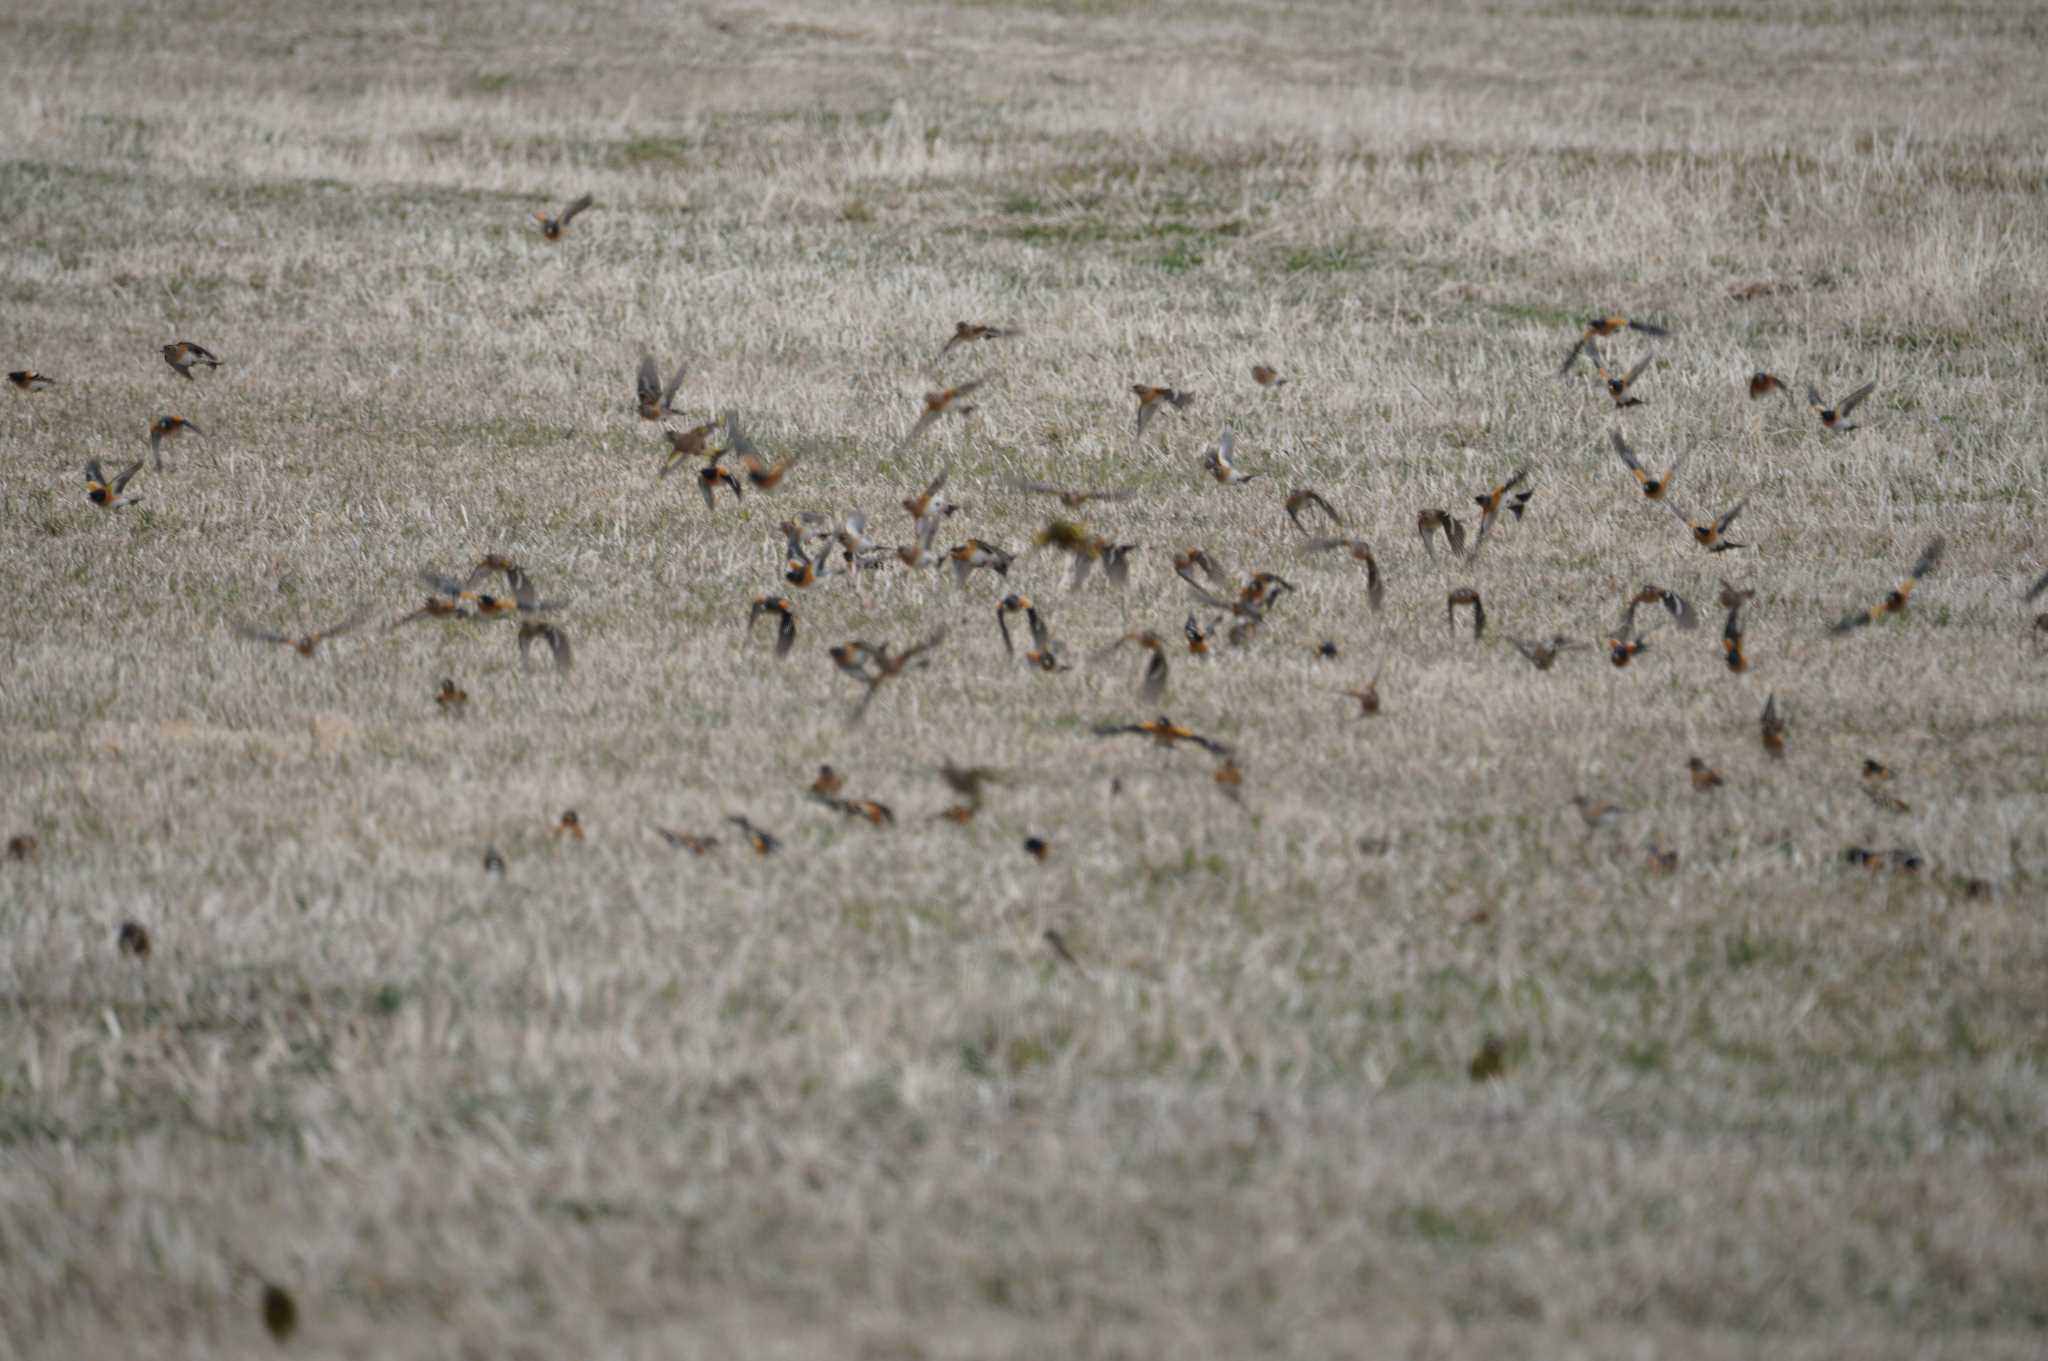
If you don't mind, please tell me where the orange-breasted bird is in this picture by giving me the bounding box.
[849,629,947,723]
[1611,430,1690,502]
[1301,538,1384,611]
[1469,467,1533,557]
[1173,547,1229,593]
[1830,537,1944,635]
[934,321,1016,366]
[554,809,585,841]
[1108,631,1171,702]
[901,467,952,521]
[815,794,896,826]
[1023,835,1050,862]
[995,593,1034,656]
[1201,429,1259,485]
[1337,668,1383,716]
[784,522,828,588]
[743,452,795,491]
[1606,600,1657,668]
[1808,380,1876,432]
[1633,584,1698,631]
[1132,384,1194,436]
[1510,635,1582,670]
[1251,364,1285,388]
[1571,795,1625,833]
[636,355,687,421]
[161,341,221,381]
[1184,612,1211,656]
[1027,610,1073,671]
[902,381,983,446]
[1284,487,1342,533]
[948,539,1013,587]
[727,814,780,856]
[1749,371,1794,402]
[1759,693,1787,759]
[1595,349,1653,408]
[1092,715,1231,757]
[148,415,201,471]
[233,611,368,657]
[1560,314,1669,374]
[896,511,945,570]
[1447,587,1484,638]
[390,595,474,628]
[1666,496,1748,553]
[1722,604,1749,673]
[436,678,468,714]
[1006,478,1134,510]
[534,193,595,240]
[518,621,573,672]
[697,456,744,511]
[8,370,55,391]
[651,825,719,854]
[1862,758,1892,784]
[749,595,797,658]
[812,764,846,798]
[1688,756,1724,792]
[84,459,144,510]
[1416,509,1466,557]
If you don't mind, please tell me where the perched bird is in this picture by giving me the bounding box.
[1748,371,1794,402]
[1510,635,1582,670]
[435,678,468,714]
[1830,537,1944,634]
[947,539,1013,587]
[161,341,222,381]
[1301,538,1384,611]
[635,355,687,422]
[8,369,55,391]
[934,321,1017,366]
[902,381,983,446]
[1092,715,1231,757]
[651,825,720,854]
[748,595,797,658]
[1200,429,1259,485]
[1595,350,1654,408]
[1808,380,1876,432]
[1251,364,1286,388]
[1560,315,1669,374]
[1610,430,1689,502]
[233,611,368,657]
[1722,604,1750,674]
[727,815,781,856]
[554,809,584,841]
[148,415,201,471]
[1447,587,1485,639]
[1132,383,1195,436]
[517,621,573,672]
[1759,693,1787,759]
[1284,488,1342,533]
[84,459,144,510]
[533,193,595,240]
[1337,669,1383,716]
[1006,479,1134,510]
[1688,756,1724,792]
[1633,585,1699,631]
[261,1282,298,1344]
[117,920,152,959]
[1469,467,1533,558]
[1666,496,1748,553]
[1108,631,1171,702]
[1416,508,1467,558]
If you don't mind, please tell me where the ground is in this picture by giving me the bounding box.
[3,0,2047,1356]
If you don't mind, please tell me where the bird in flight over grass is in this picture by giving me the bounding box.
[1666,496,1748,552]
[656,420,721,479]
[1447,587,1484,638]
[1510,635,1581,670]
[1201,429,1259,485]
[1416,509,1466,557]
[748,595,797,658]
[1559,314,1669,374]
[435,678,468,714]
[8,369,55,391]
[1759,693,1787,759]
[1606,598,1659,668]
[161,341,221,381]
[726,814,780,855]
[849,629,948,723]
[1632,584,1698,632]
[1748,371,1794,402]
[148,415,201,471]
[1610,430,1689,502]
[534,193,594,241]
[902,381,982,447]
[1336,668,1383,716]
[1721,603,1749,673]
[1022,604,1069,672]
[1688,756,1724,792]
[1594,349,1654,408]
[934,322,1017,367]
[233,610,369,657]
[1007,479,1135,510]
[1106,630,1171,702]
[518,621,574,672]
[650,825,719,854]
[84,459,143,510]
[947,539,1013,587]
[1808,380,1876,432]
[1284,487,1342,533]
[1830,538,1944,635]
[1251,364,1286,388]
[1092,715,1232,757]
[994,594,1034,656]
[1469,466,1533,558]
[636,355,687,421]
[1301,538,1384,610]
[1132,384,1194,436]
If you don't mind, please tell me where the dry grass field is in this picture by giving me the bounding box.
[5,0,2048,1355]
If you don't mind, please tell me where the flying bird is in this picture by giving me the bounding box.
[534,193,595,241]
[1132,384,1194,436]
[1251,364,1286,388]
[934,322,1016,366]
[8,370,56,391]
[1092,715,1231,757]
[1447,587,1485,638]
[1721,604,1749,673]
[1006,479,1134,510]
[1666,496,1748,553]
[1748,371,1794,402]
[636,355,687,421]
[1560,314,1669,374]
[1595,350,1654,408]
[1416,509,1467,557]
[1283,487,1342,533]
[1610,430,1689,502]
[748,595,797,658]
[1759,693,1787,759]
[1469,467,1533,558]
[1510,635,1581,670]
[233,611,369,657]
[148,415,201,471]
[1808,380,1876,432]
[161,341,221,381]
[1830,538,1944,634]
[84,459,143,510]
[517,621,574,672]
[1201,429,1259,485]
[1301,538,1384,610]
[902,381,983,446]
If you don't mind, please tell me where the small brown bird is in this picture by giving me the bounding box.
[1830,538,1944,635]
[1862,758,1892,784]
[816,795,895,826]
[1759,693,1787,759]
[938,760,999,815]
[1283,487,1342,533]
[84,459,144,510]
[1560,315,1669,374]
[1023,835,1050,863]
[1865,784,1911,816]
[1606,600,1656,669]
[651,825,719,854]
[1510,635,1581,670]
[161,341,222,381]
[783,522,827,589]
[148,415,201,471]
[388,596,472,628]
[554,809,584,841]
[748,595,797,658]
[635,355,687,421]
[1571,795,1625,833]
[1416,509,1467,558]
[742,452,796,491]
[435,678,468,714]
[1022,606,1069,673]
[1633,585,1699,632]
[1132,384,1194,436]
[994,593,1035,656]
[1301,538,1384,611]
[726,814,780,855]
[1610,430,1690,502]
[902,381,983,446]
[811,764,846,799]
[948,540,1013,587]
[901,467,952,521]
[1184,613,1212,657]
[483,846,506,875]
[1718,579,1757,610]
[850,629,948,723]
[1468,1034,1508,1082]
[1808,380,1876,432]
[1110,631,1171,702]
[1251,363,1286,388]
[1688,756,1724,792]
[934,321,1017,366]
[5,833,36,861]
[1213,756,1245,801]
[1595,350,1654,408]
[1173,547,1229,593]
[1447,587,1485,639]
[657,421,721,477]
[697,456,744,511]
[8,369,56,391]
[1470,467,1533,558]
[1201,429,1259,485]
[534,193,595,240]
[1007,478,1134,510]
[1748,371,1794,402]
[1667,496,1748,553]
[234,611,368,657]
[118,920,152,959]
[1722,604,1749,674]
[1337,669,1383,716]
[261,1282,297,1344]
[1092,715,1231,757]
[517,621,573,672]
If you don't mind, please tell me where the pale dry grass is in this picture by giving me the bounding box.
[3,0,2048,1357]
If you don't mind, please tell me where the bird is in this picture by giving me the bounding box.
[261,1282,298,1344]
[1560,315,1669,374]
[1283,488,1342,533]
[748,596,797,658]
[1469,467,1533,557]
[1090,541,1140,590]
[1022,606,1069,673]
[895,511,945,570]
[1645,844,1680,876]
[1666,496,1748,553]
[1830,537,1945,634]
[1251,364,1286,388]
[1108,632,1171,702]
[1132,384,1194,436]
[533,193,595,240]
[815,795,895,826]
[850,629,948,723]
[994,593,1035,656]
[901,467,952,521]
[1301,538,1384,610]
[937,760,999,817]
[696,456,744,511]
[651,825,719,854]
[947,540,1013,587]
[656,420,721,478]
[1862,758,1893,784]
[1447,587,1485,639]
[1570,795,1625,833]
[1610,430,1689,502]
[554,810,584,841]
[1023,836,1051,863]
[517,621,573,672]
[1184,613,1211,656]
[1748,371,1794,402]
[1595,350,1654,408]
[1721,604,1750,674]
[1718,580,1756,610]
[934,321,1017,366]
[1092,716,1231,757]
[117,920,152,959]
[635,355,687,421]
[482,846,506,876]
[84,459,144,510]
[1633,585,1699,631]
[1510,635,1581,670]
[1416,509,1467,557]
[902,381,983,446]
[1865,784,1911,816]
[1173,547,1230,593]
[1006,479,1134,510]
[782,522,829,588]
[742,451,796,492]
[1337,669,1384,716]
[1759,693,1787,759]
[1213,757,1245,801]
[148,415,201,471]
[727,815,781,855]
[1200,429,1259,485]
[233,612,368,657]
[5,834,36,861]
[161,341,222,381]
[1688,756,1725,792]
[8,370,56,391]
[435,678,468,714]
[1468,1034,1508,1082]
[1808,380,1876,432]
[1605,600,1657,668]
